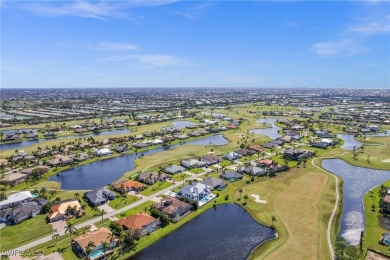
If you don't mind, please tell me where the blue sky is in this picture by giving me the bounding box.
[1,0,389,88]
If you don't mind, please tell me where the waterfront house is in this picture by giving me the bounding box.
[84,189,116,207]
[181,158,206,169]
[221,171,243,182]
[0,191,33,209]
[0,173,28,185]
[0,201,42,224]
[164,165,186,175]
[178,182,211,202]
[72,227,117,259]
[201,177,227,190]
[94,148,112,156]
[47,155,74,167]
[152,196,192,221]
[117,213,160,237]
[21,166,50,175]
[113,180,145,193]
[48,199,82,222]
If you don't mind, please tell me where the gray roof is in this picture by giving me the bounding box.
[201,177,225,188]
[0,201,41,223]
[221,171,243,179]
[165,165,186,173]
[85,188,116,205]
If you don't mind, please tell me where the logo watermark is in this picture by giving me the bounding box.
[1,249,43,257]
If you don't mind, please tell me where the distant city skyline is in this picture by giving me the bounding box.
[2,0,389,89]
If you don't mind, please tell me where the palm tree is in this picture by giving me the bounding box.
[65,221,77,243]
[239,189,243,199]
[101,241,109,259]
[85,241,95,259]
[52,233,60,245]
[98,209,107,226]
[244,195,248,204]
[74,192,80,201]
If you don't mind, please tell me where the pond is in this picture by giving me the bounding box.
[130,203,277,260]
[322,159,390,245]
[0,129,131,151]
[49,135,229,190]
[337,134,362,150]
[249,118,281,139]
[165,121,198,130]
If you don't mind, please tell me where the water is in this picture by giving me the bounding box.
[249,118,281,139]
[170,120,197,130]
[366,130,390,137]
[49,135,228,190]
[322,159,390,245]
[0,129,131,151]
[337,134,362,150]
[130,203,277,260]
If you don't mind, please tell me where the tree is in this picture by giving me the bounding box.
[65,221,77,243]
[98,208,107,226]
[85,241,95,259]
[0,191,7,201]
[74,192,80,201]
[243,195,248,204]
[52,233,60,245]
[271,215,276,228]
[239,189,243,199]
[101,241,109,257]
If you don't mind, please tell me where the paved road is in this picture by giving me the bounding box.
[13,171,208,252]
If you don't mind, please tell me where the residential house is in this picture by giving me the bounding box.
[47,155,74,167]
[152,196,192,221]
[201,177,227,190]
[113,180,145,193]
[0,200,46,224]
[48,199,82,222]
[248,144,263,152]
[383,195,390,214]
[381,232,390,245]
[234,149,256,157]
[181,158,206,169]
[200,155,222,165]
[21,166,50,175]
[164,165,186,175]
[222,152,242,161]
[84,189,116,207]
[0,173,27,185]
[117,213,160,237]
[72,227,117,259]
[133,142,149,149]
[238,166,267,176]
[94,148,112,156]
[283,148,315,161]
[0,191,33,209]
[221,171,243,182]
[137,172,169,185]
[178,182,211,202]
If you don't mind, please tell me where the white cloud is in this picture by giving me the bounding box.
[312,39,367,56]
[91,42,139,51]
[172,2,212,20]
[349,22,390,35]
[22,0,177,20]
[103,54,184,66]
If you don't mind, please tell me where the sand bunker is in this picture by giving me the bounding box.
[251,194,267,204]
[382,159,390,163]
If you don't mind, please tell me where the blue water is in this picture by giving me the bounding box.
[337,134,362,150]
[322,159,390,245]
[90,249,106,259]
[0,129,131,151]
[49,135,229,190]
[250,118,281,139]
[130,204,276,260]
[170,121,197,130]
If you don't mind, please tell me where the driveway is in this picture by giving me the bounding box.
[50,220,67,234]
[97,203,115,214]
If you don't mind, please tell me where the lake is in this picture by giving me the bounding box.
[337,134,362,150]
[322,159,390,245]
[0,129,131,151]
[165,120,198,130]
[249,118,281,139]
[130,203,277,260]
[49,135,229,190]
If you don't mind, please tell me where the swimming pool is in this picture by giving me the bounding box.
[90,249,106,259]
[32,193,39,198]
[198,194,216,207]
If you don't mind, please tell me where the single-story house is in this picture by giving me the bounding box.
[117,213,160,237]
[248,144,263,152]
[381,232,390,245]
[152,196,192,221]
[137,172,169,185]
[133,142,149,149]
[200,155,222,165]
[84,188,116,207]
[48,199,82,223]
[0,191,33,209]
[234,149,256,156]
[21,166,50,175]
[201,177,227,190]
[0,173,27,185]
[238,166,267,176]
[178,182,211,202]
[113,180,145,193]
[164,165,186,175]
[72,227,117,259]
[47,155,74,167]
[181,158,206,169]
[221,171,243,182]
[0,201,42,224]
[222,152,242,161]
[94,148,112,156]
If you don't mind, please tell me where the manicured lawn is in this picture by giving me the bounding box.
[141,182,173,196]
[189,168,203,174]
[0,214,53,250]
[219,159,232,168]
[108,195,140,210]
[116,201,155,218]
[363,179,390,257]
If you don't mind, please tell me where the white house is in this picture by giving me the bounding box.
[178,183,211,201]
[181,158,206,169]
[94,148,112,156]
[0,191,33,209]
[149,139,163,145]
